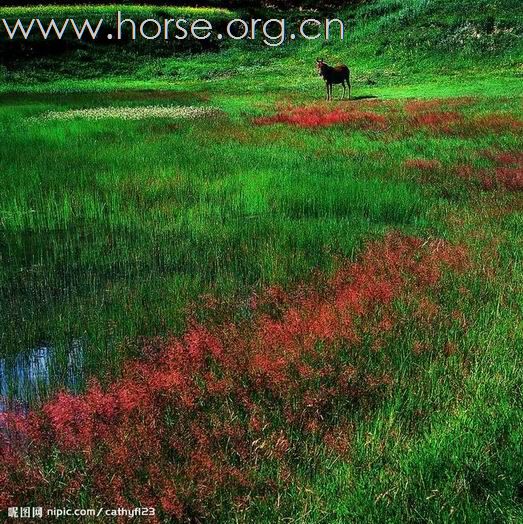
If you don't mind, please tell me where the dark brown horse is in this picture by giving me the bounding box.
[316,58,351,101]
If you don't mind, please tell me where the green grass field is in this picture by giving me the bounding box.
[0,0,522,521]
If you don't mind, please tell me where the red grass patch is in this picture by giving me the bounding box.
[254,105,388,130]
[481,149,523,167]
[454,164,523,192]
[404,158,442,171]
[472,113,523,134]
[494,167,523,191]
[493,151,523,166]
[458,150,523,191]
[454,164,477,181]
[408,110,464,134]
[0,233,469,519]
[405,97,477,114]
[405,99,446,114]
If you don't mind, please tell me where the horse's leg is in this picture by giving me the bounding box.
[329,84,333,101]
[342,82,346,100]
[326,83,329,101]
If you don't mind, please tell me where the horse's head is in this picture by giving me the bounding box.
[316,58,326,76]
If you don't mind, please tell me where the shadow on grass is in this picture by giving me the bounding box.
[349,95,379,101]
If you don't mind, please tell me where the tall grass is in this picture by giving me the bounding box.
[1,92,521,398]
[0,100,430,390]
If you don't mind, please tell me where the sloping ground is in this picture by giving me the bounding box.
[0,5,238,65]
[0,0,521,87]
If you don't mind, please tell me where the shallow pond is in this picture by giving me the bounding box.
[0,340,84,413]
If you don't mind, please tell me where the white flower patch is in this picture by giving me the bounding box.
[35,105,221,122]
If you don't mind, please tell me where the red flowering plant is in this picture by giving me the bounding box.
[452,149,523,192]
[0,233,469,520]
[254,105,388,130]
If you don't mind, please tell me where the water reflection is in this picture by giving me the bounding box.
[0,340,84,413]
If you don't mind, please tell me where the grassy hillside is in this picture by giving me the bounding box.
[1,0,521,89]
